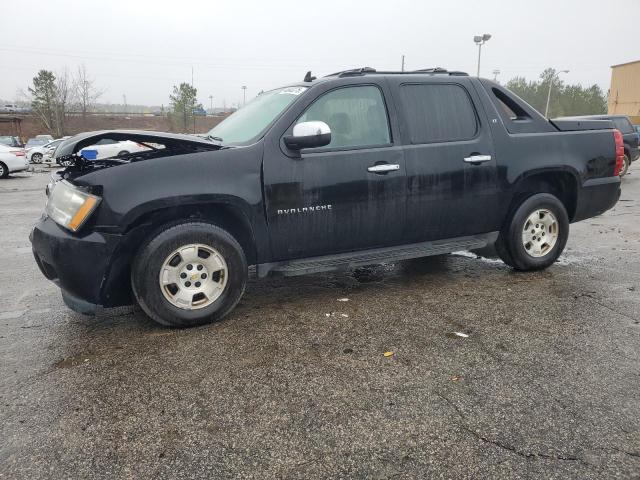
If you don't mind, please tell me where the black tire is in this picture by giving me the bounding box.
[117,150,130,157]
[131,222,247,327]
[619,154,630,177]
[495,193,569,271]
[31,152,43,164]
[0,162,8,179]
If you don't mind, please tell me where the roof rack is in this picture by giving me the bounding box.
[326,67,378,77]
[325,67,469,78]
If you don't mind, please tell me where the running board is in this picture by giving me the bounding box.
[257,232,498,277]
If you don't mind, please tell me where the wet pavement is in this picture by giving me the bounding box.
[1,169,639,479]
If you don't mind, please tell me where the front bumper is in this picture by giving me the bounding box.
[30,216,123,314]
[573,176,621,222]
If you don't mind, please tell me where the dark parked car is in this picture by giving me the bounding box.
[559,115,639,176]
[31,68,622,327]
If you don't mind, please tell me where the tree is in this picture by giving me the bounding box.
[53,69,74,137]
[506,69,606,118]
[29,70,57,132]
[170,82,197,131]
[74,64,104,119]
[28,69,77,137]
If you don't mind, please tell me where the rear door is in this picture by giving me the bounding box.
[389,78,500,242]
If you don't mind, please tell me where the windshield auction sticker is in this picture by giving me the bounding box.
[279,87,307,96]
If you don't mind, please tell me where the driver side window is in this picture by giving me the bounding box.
[296,85,391,149]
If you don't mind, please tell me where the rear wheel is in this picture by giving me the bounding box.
[0,162,8,178]
[619,154,630,177]
[495,193,569,271]
[31,153,43,163]
[131,222,247,327]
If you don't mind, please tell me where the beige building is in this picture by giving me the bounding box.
[608,60,640,124]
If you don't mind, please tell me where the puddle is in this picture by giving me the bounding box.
[54,351,100,369]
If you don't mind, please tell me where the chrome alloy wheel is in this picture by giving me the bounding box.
[159,244,228,310]
[522,209,559,258]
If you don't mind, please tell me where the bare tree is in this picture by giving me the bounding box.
[74,64,104,119]
[53,69,75,137]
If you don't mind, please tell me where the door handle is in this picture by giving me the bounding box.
[463,154,492,164]
[367,163,400,173]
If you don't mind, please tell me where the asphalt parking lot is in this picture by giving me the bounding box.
[1,169,639,479]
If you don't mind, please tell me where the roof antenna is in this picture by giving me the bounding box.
[303,71,316,82]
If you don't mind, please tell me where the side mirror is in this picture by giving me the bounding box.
[284,121,331,150]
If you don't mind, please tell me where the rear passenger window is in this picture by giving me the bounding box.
[400,84,478,144]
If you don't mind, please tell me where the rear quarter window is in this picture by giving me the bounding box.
[399,84,478,144]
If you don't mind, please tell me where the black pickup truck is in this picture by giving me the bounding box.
[31,68,623,327]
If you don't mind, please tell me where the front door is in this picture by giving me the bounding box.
[263,84,407,261]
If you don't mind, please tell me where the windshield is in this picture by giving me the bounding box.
[207,86,308,145]
[26,139,47,147]
[0,136,16,145]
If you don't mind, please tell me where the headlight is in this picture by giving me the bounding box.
[45,180,101,232]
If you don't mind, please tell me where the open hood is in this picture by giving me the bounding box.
[55,129,222,159]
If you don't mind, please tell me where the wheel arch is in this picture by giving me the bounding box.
[124,201,257,264]
[506,169,579,225]
[100,200,257,308]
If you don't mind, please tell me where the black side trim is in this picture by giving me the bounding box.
[258,232,499,277]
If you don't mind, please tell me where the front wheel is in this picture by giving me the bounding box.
[0,162,8,178]
[131,222,247,327]
[31,153,43,163]
[495,193,569,271]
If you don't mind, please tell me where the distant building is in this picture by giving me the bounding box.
[608,60,640,124]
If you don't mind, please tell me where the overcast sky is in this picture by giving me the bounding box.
[1,0,638,108]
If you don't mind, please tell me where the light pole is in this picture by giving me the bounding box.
[241,86,247,106]
[474,33,492,77]
[544,70,569,118]
[492,69,500,82]
[209,95,213,114]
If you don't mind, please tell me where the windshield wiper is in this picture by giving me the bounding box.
[204,135,224,144]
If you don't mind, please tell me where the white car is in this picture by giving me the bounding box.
[0,144,29,178]
[0,104,19,113]
[27,138,68,163]
[35,134,55,143]
[79,139,150,160]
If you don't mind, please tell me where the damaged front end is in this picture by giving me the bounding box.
[35,130,230,313]
[52,129,225,175]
